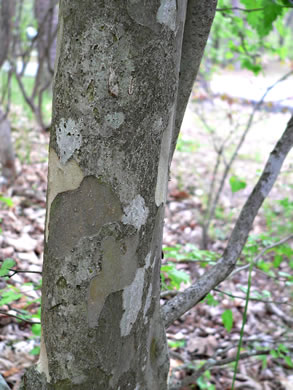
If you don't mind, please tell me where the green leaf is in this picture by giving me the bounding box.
[0,291,22,306]
[240,58,262,75]
[270,349,279,358]
[31,323,41,336]
[0,258,16,276]
[262,0,283,37]
[0,196,13,208]
[168,339,185,349]
[29,346,40,356]
[273,254,283,268]
[257,261,271,272]
[229,176,247,193]
[284,355,293,368]
[161,263,190,290]
[240,0,283,37]
[222,309,233,332]
[204,293,219,307]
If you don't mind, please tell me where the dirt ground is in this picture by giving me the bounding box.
[0,65,293,389]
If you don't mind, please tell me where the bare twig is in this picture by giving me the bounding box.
[266,302,293,326]
[201,71,293,248]
[230,233,293,277]
[8,268,42,278]
[169,349,270,389]
[0,310,40,324]
[213,288,293,307]
[162,115,293,327]
[216,6,293,12]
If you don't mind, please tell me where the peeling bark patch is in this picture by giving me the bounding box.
[156,0,177,31]
[120,267,145,336]
[105,112,125,129]
[48,176,122,257]
[143,283,152,322]
[56,118,82,164]
[45,148,84,242]
[37,335,50,382]
[121,195,149,230]
[145,252,151,268]
[155,106,175,206]
[88,234,138,328]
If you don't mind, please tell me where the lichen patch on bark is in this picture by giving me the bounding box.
[105,112,125,129]
[121,195,149,230]
[56,118,82,164]
[156,0,177,31]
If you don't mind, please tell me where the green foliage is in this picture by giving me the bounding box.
[197,370,216,390]
[161,263,190,291]
[176,135,200,153]
[164,244,219,265]
[0,196,14,208]
[162,245,220,291]
[0,271,42,355]
[0,288,22,306]
[203,293,220,306]
[271,343,293,367]
[222,309,234,332]
[240,0,283,38]
[0,259,16,277]
[229,175,247,193]
[205,0,293,79]
[168,339,186,349]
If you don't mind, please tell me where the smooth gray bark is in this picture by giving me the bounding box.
[21,1,217,389]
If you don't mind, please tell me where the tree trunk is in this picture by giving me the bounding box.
[0,109,15,182]
[21,1,216,389]
[34,0,58,76]
[0,0,14,66]
[0,0,15,183]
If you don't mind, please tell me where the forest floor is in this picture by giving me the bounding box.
[0,63,293,389]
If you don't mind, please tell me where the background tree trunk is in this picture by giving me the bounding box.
[21,1,217,389]
[34,0,58,77]
[0,0,15,183]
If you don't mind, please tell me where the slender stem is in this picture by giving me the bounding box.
[232,258,253,389]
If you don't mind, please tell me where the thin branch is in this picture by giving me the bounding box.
[0,310,40,324]
[216,7,265,12]
[266,302,293,326]
[201,71,293,247]
[230,233,293,277]
[161,115,293,327]
[213,288,293,307]
[7,268,42,278]
[169,349,270,390]
[216,5,293,12]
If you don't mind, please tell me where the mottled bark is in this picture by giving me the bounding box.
[21,1,216,389]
